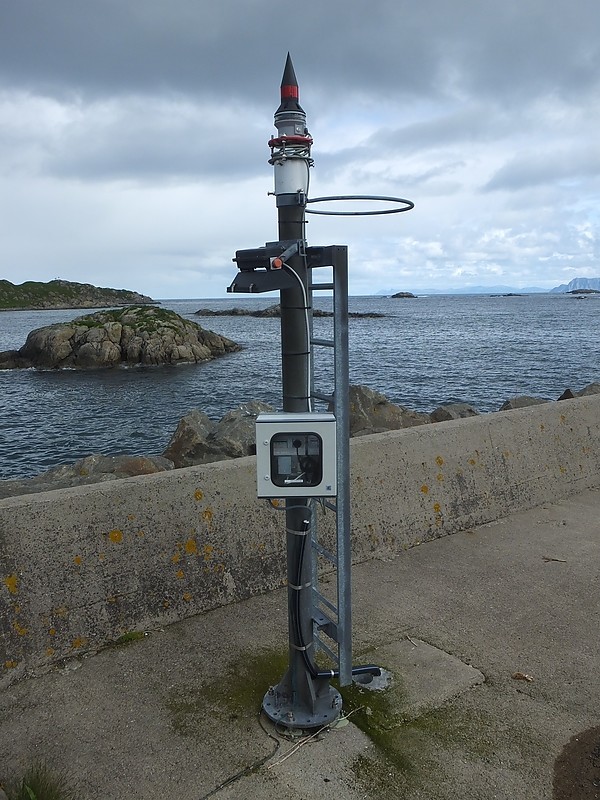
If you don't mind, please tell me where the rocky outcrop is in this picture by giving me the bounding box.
[0,454,173,500]
[558,382,600,400]
[0,278,155,310]
[0,306,241,369]
[391,291,417,298]
[194,304,384,319]
[163,401,275,467]
[498,396,549,411]
[430,403,479,422]
[345,385,430,436]
[4,382,600,498]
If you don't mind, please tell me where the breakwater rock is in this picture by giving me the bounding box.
[0,278,155,310]
[0,455,174,499]
[0,306,241,370]
[1,382,599,499]
[194,304,384,319]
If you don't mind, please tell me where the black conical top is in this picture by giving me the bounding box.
[280,52,298,91]
[276,52,304,115]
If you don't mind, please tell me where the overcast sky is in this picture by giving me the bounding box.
[1,1,599,298]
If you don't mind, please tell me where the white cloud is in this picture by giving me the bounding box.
[1,1,600,296]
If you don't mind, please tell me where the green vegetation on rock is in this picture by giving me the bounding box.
[0,279,155,310]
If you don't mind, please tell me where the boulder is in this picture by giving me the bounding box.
[558,382,600,401]
[162,410,218,468]
[163,401,275,467]
[0,454,174,500]
[345,385,430,436]
[0,306,241,370]
[430,403,480,422]
[498,396,549,411]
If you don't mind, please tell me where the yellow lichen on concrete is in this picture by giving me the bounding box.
[182,592,192,602]
[74,555,83,565]
[202,507,214,524]
[433,502,442,514]
[71,637,87,649]
[13,620,28,636]
[3,574,18,595]
[4,661,18,670]
[420,485,429,494]
[203,544,214,561]
[194,489,204,501]
[185,538,198,555]
[435,456,444,466]
[46,648,55,657]
[175,570,185,579]
[171,551,181,564]
[108,529,123,543]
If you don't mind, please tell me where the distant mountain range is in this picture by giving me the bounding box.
[549,278,600,293]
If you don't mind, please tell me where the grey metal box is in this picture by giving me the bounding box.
[255,412,337,497]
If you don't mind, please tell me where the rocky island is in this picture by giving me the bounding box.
[195,303,384,318]
[0,306,240,369]
[0,279,155,310]
[391,291,417,298]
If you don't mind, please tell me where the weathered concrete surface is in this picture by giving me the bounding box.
[1,394,600,683]
[355,639,485,724]
[0,489,598,799]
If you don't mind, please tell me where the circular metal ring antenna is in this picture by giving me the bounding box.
[305,194,414,216]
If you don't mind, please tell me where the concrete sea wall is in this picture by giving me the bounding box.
[1,395,599,686]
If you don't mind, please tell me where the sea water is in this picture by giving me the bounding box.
[0,293,598,480]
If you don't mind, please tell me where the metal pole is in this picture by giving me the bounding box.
[261,54,341,729]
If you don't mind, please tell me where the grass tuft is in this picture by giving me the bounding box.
[3,763,80,800]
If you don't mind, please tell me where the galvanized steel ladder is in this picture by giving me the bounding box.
[305,245,352,686]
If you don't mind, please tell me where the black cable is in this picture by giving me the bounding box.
[197,712,281,799]
[291,506,381,681]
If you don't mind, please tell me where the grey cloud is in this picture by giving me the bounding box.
[2,1,599,108]
[485,146,600,191]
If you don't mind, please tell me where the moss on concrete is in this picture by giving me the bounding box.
[165,648,288,740]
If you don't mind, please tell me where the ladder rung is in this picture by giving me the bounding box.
[311,391,333,403]
[312,541,337,565]
[314,635,339,663]
[313,588,339,616]
[311,337,334,347]
[309,283,335,291]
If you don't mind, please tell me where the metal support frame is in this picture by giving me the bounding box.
[228,54,352,730]
[228,244,352,725]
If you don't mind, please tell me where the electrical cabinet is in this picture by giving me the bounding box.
[256,413,337,497]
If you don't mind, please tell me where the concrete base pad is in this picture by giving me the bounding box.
[353,638,485,725]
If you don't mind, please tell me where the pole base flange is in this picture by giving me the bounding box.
[262,684,342,729]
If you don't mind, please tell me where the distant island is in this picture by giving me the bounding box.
[390,291,417,299]
[0,279,156,310]
[550,278,600,293]
[195,304,385,319]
